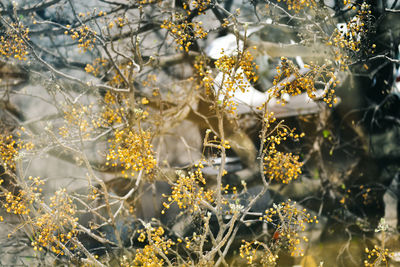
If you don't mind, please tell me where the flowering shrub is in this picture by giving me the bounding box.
[0,0,398,266]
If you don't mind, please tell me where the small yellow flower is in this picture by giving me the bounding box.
[141,97,149,105]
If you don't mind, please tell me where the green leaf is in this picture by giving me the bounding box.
[322,129,331,138]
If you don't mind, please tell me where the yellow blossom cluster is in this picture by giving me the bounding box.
[261,200,318,257]
[1,176,41,220]
[31,189,78,254]
[112,17,127,28]
[65,24,97,52]
[240,240,259,265]
[77,10,105,18]
[214,50,259,114]
[161,14,207,52]
[1,175,78,255]
[101,90,155,178]
[182,0,212,15]
[221,18,230,28]
[0,134,19,170]
[222,184,238,195]
[132,226,175,266]
[205,134,231,150]
[136,0,163,5]
[106,128,157,177]
[263,127,304,184]
[100,91,130,125]
[59,90,147,142]
[85,58,108,76]
[215,50,258,83]
[239,240,278,266]
[59,104,98,139]
[0,22,29,60]
[264,151,303,184]
[77,10,107,20]
[327,2,372,67]
[194,50,259,115]
[238,50,259,83]
[1,176,42,217]
[3,189,33,215]
[0,132,34,170]
[107,62,136,88]
[194,57,213,93]
[277,0,317,12]
[162,165,214,213]
[364,245,392,266]
[261,111,277,130]
[98,10,107,17]
[272,57,338,107]
[88,186,99,200]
